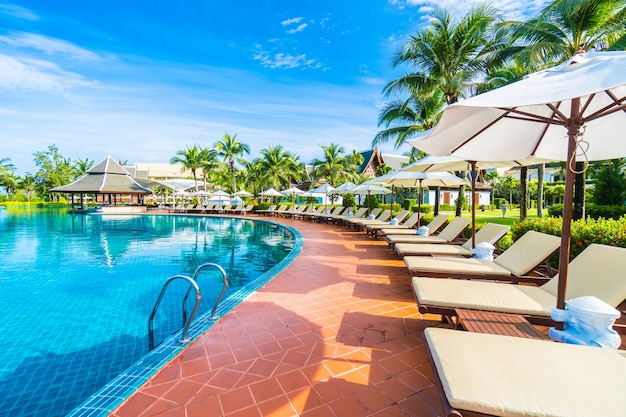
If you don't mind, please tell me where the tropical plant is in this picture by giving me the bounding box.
[0,172,18,200]
[375,164,392,177]
[215,132,250,193]
[373,91,446,151]
[0,157,15,175]
[253,145,303,190]
[198,147,219,191]
[73,158,95,177]
[310,143,358,187]
[18,174,36,202]
[171,144,203,191]
[385,5,507,216]
[591,159,626,205]
[32,145,76,200]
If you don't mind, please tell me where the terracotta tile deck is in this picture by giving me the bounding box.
[111,216,448,417]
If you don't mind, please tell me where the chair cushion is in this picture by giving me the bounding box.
[425,327,626,417]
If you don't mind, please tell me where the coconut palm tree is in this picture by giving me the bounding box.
[310,143,357,187]
[254,145,303,190]
[171,145,203,191]
[385,5,507,216]
[215,132,250,193]
[373,91,446,151]
[198,147,219,191]
[73,158,95,177]
[18,174,36,202]
[0,157,15,175]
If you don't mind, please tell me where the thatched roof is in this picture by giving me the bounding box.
[51,156,153,195]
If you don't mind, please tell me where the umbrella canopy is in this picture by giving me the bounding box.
[259,188,284,202]
[210,190,231,197]
[365,170,468,228]
[351,184,392,215]
[192,190,211,196]
[330,181,357,194]
[281,186,305,205]
[408,51,626,314]
[232,190,253,197]
[402,155,549,243]
[310,183,336,210]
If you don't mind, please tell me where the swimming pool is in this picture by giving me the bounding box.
[0,209,301,417]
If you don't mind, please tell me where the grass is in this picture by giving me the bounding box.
[437,208,541,227]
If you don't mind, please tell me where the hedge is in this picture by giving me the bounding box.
[510,216,626,261]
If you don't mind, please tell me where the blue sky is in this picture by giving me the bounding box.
[0,0,544,175]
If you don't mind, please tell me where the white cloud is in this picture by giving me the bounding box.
[0,4,39,21]
[0,54,92,92]
[286,23,308,34]
[281,17,303,26]
[253,48,322,70]
[0,31,101,62]
[387,0,545,20]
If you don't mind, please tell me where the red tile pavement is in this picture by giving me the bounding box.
[110,216,449,417]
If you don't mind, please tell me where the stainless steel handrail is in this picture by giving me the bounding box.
[148,274,201,351]
[182,263,229,322]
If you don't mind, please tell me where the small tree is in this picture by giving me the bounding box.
[592,159,626,205]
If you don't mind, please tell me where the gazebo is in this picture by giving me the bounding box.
[51,156,154,213]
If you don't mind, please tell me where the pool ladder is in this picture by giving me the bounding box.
[148,263,229,351]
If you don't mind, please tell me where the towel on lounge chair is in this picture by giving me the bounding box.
[425,327,626,417]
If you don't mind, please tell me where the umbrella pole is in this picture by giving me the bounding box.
[417,179,423,228]
[557,105,581,317]
[470,161,477,248]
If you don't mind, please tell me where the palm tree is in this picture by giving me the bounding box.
[254,145,303,190]
[373,91,446,151]
[18,174,36,202]
[484,170,500,209]
[198,147,219,191]
[0,173,18,201]
[74,158,95,177]
[501,0,626,219]
[310,143,357,187]
[215,132,250,193]
[171,145,203,191]
[386,5,507,216]
[0,157,15,175]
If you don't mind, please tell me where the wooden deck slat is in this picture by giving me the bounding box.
[455,309,547,340]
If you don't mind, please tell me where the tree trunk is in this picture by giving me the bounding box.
[455,171,467,217]
[573,162,585,220]
[537,164,544,218]
[520,166,528,221]
[434,186,440,215]
[230,160,237,193]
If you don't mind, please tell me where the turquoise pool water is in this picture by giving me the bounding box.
[0,209,300,417]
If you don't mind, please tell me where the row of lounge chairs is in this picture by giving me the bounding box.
[373,212,626,416]
[175,204,254,215]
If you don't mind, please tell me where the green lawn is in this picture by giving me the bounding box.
[438,208,541,227]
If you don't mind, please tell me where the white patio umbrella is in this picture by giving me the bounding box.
[403,155,549,243]
[330,181,358,194]
[232,190,253,198]
[259,188,284,202]
[310,183,336,210]
[351,184,392,215]
[365,170,468,228]
[408,51,626,314]
[280,186,305,205]
[209,189,231,205]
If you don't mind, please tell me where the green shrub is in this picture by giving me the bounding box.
[362,194,379,209]
[342,193,356,208]
[511,216,626,262]
[410,204,432,214]
[402,198,416,210]
[254,202,272,212]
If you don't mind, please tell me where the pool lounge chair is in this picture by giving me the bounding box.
[311,206,344,222]
[412,243,626,324]
[343,208,383,228]
[369,211,422,238]
[385,217,471,247]
[394,223,510,257]
[424,327,626,417]
[404,230,560,281]
[364,210,410,236]
[256,205,277,216]
[378,213,450,237]
[334,207,368,225]
[347,209,391,230]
